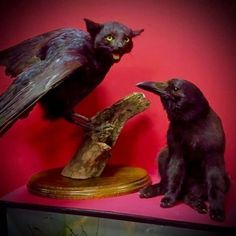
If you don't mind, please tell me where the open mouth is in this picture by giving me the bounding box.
[112,53,121,61]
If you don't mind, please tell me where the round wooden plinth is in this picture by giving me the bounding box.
[27,166,151,199]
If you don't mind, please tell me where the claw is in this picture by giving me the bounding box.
[139,185,155,198]
[65,112,93,130]
[160,197,175,208]
[209,208,225,222]
[139,184,163,198]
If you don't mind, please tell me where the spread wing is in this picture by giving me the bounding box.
[0,28,89,135]
[0,29,64,77]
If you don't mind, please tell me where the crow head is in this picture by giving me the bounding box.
[137,78,210,123]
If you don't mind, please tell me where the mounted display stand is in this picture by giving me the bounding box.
[28,93,151,199]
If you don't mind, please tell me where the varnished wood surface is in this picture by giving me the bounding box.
[27,166,151,199]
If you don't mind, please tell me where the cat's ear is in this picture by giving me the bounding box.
[132,29,144,37]
[84,18,103,38]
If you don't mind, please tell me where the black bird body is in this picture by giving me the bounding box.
[0,19,143,134]
[39,28,110,120]
[137,79,229,221]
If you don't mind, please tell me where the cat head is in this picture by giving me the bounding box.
[84,18,143,63]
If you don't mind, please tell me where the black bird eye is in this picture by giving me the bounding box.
[173,87,179,92]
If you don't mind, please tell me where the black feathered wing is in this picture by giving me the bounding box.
[0,28,91,135]
[0,57,82,135]
[0,28,68,77]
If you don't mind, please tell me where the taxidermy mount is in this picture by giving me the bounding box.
[0,18,143,135]
[137,78,230,222]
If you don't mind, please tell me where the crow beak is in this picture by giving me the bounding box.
[136,81,169,96]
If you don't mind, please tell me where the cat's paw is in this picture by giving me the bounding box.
[194,200,208,214]
[160,196,175,208]
[185,197,208,214]
[209,208,225,222]
[139,184,163,198]
[139,185,156,198]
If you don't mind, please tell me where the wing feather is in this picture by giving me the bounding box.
[0,28,90,135]
[0,28,75,77]
[0,58,81,135]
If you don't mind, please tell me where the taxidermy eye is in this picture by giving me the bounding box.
[105,35,114,42]
[173,87,179,91]
[124,37,130,43]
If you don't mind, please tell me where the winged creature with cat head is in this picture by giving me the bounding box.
[0,19,143,135]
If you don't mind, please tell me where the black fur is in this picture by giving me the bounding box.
[137,78,230,221]
[0,19,143,134]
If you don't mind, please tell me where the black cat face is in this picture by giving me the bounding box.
[84,19,143,63]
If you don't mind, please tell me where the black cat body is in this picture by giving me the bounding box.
[137,79,230,222]
[0,19,143,134]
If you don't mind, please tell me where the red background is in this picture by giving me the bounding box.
[0,0,235,199]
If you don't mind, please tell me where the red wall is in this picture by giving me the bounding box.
[0,0,235,197]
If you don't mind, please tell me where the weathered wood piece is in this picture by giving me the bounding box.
[61,93,150,179]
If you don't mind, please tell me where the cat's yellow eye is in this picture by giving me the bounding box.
[105,35,114,42]
[124,37,130,43]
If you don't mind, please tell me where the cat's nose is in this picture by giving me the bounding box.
[117,42,124,48]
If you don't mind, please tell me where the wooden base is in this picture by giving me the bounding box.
[27,166,151,199]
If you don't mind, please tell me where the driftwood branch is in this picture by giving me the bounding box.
[61,93,150,179]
